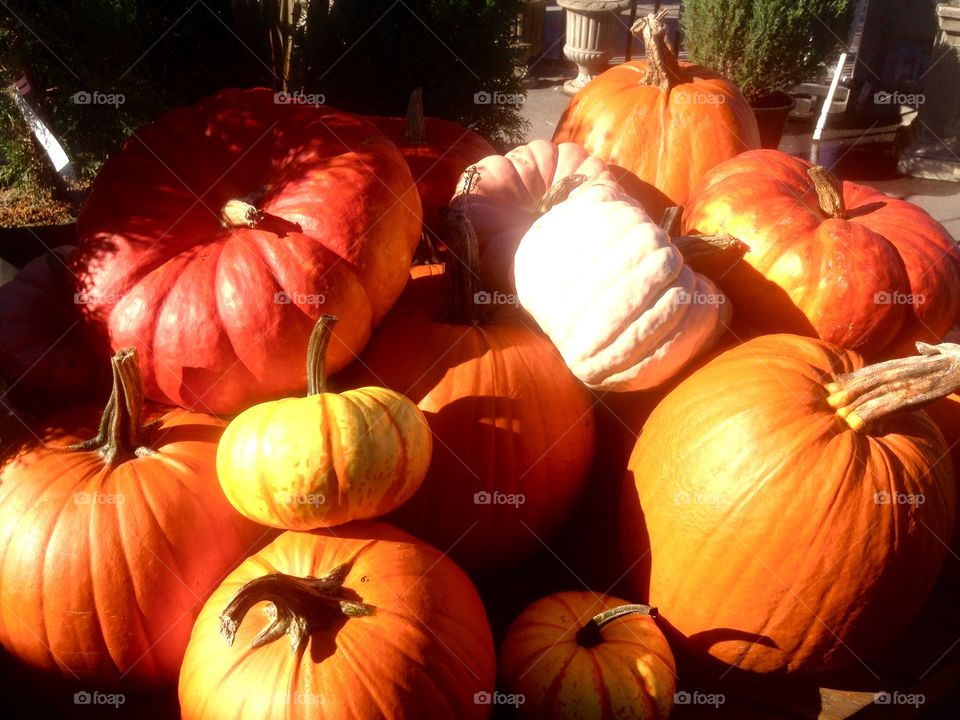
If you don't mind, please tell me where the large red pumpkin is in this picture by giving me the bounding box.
[370,88,495,253]
[682,149,960,359]
[337,215,595,575]
[621,334,957,674]
[0,349,267,686]
[73,88,421,414]
[178,522,496,720]
[553,11,760,209]
[0,247,109,412]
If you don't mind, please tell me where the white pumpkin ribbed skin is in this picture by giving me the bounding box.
[515,181,730,391]
[450,139,619,294]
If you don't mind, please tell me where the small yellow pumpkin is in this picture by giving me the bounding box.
[216,315,432,529]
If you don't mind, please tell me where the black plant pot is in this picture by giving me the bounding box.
[750,91,796,150]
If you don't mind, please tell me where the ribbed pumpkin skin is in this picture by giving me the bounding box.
[620,334,956,674]
[553,62,760,208]
[0,247,108,412]
[0,407,266,686]
[178,522,496,720]
[74,88,421,414]
[370,115,494,241]
[217,387,432,529]
[515,179,729,391]
[500,592,676,720]
[683,150,960,359]
[449,139,622,294]
[337,275,595,576]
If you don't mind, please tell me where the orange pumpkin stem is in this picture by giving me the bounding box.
[536,174,588,216]
[807,166,846,220]
[826,342,960,431]
[443,209,483,325]
[68,348,155,465]
[219,561,375,654]
[575,603,657,648]
[633,10,684,91]
[405,87,427,145]
[306,314,338,396]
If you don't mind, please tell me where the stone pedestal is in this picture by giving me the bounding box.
[899,2,960,180]
[557,0,632,96]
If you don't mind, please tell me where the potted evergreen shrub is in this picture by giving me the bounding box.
[681,0,852,148]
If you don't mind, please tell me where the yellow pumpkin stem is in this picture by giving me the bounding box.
[404,87,426,145]
[575,604,657,648]
[306,314,338,396]
[67,348,156,465]
[827,342,960,431]
[807,166,846,220]
[633,10,684,91]
[219,561,375,654]
[221,199,264,229]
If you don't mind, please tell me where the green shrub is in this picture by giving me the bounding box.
[680,0,852,102]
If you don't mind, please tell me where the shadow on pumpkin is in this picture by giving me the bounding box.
[386,394,590,578]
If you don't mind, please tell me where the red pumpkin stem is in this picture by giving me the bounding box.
[826,342,960,431]
[633,10,684,91]
[807,166,846,220]
[68,348,155,465]
[536,174,589,215]
[306,314,338,396]
[221,199,265,229]
[576,604,657,648]
[404,87,427,145]
[443,209,482,325]
[219,561,375,653]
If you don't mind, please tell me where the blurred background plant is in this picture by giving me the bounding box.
[680,0,853,104]
[1,0,527,226]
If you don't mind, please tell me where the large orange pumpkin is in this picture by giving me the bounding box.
[178,522,496,720]
[553,11,760,209]
[0,349,267,686]
[73,88,421,414]
[621,334,957,674]
[499,592,676,720]
[682,149,960,359]
[337,214,595,575]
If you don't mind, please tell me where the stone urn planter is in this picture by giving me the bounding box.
[557,0,632,95]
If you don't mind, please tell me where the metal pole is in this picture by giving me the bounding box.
[625,0,638,60]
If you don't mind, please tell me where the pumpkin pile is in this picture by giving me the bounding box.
[2,14,960,717]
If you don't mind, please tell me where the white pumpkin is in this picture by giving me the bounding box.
[514,179,730,392]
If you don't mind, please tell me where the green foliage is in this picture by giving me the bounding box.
[231,0,529,146]
[681,0,852,102]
